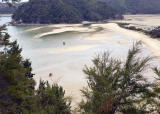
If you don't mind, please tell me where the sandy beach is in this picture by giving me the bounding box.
[0,14,12,17]
[1,15,160,107]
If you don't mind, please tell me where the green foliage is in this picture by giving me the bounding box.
[0,0,22,14]
[0,26,36,113]
[12,0,122,24]
[99,0,160,14]
[23,59,35,78]
[148,26,160,38]
[143,68,160,113]
[79,42,153,114]
[0,26,71,114]
[36,80,71,114]
[118,23,160,39]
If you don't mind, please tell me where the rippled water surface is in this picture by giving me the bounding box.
[1,15,160,106]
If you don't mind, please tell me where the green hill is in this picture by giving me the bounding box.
[98,0,160,14]
[0,3,22,14]
[12,0,122,24]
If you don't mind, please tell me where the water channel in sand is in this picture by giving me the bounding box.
[1,15,160,106]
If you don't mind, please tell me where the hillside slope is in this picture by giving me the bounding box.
[12,0,122,24]
[0,3,15,14]
[98,0,160,14]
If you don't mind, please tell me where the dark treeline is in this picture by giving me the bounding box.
[118,23,160,39]
[0,3,22,14]
[1,0,160,113]
[0,25,71,114]
[12,0,122,24]
[3,0,160,23]
[98,0,160,14]
[0,3,16,14]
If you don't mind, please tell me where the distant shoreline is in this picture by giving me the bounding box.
[117,22,160,39]
[10,21,106,26]
[11,23,55,26]
[0,14,12,17]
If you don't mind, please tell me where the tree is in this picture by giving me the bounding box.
[12,0,122,24]
[0,25,71,114]
[79,42,153,114]
[0,25,36,113]
[143,68,160,114]
[36,80,71,114]
[0,1,72,113]
[153,68,160,113]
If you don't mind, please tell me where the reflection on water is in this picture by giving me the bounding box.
[1,15,160,106]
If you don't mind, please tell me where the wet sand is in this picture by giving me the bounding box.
[1,15,160,107]
[27,22,160,107]
[0,14,12,17]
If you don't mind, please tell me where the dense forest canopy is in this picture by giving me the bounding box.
[1,25,160,113]
[12,0,122,24]
[3,0,160,23]
[98,0,160,14]
[0,3,23,14]
[0,3,15,14]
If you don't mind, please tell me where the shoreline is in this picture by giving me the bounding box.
[11,23,56,26]
[117,22,160,39]
[0,14,12,17]
[10,21,107,26]
[113,23,160,60]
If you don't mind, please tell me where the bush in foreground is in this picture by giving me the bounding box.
[79,42,160,114]
[0,25,71,114]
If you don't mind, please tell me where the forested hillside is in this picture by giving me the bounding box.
[98,0,160,14]
[0,3,15,14]
[12,0,122,24]
[1,25,160,113]
[0,3,23,14]
[3,0,160,21]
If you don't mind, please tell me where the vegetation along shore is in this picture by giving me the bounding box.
[118,23,160,39]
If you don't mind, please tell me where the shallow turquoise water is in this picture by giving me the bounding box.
[0,16,158,105]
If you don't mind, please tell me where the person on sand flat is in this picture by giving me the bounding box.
[49,73,53,77]
[63,41,66,46]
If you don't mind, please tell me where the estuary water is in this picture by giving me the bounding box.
[1,15,160,106]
